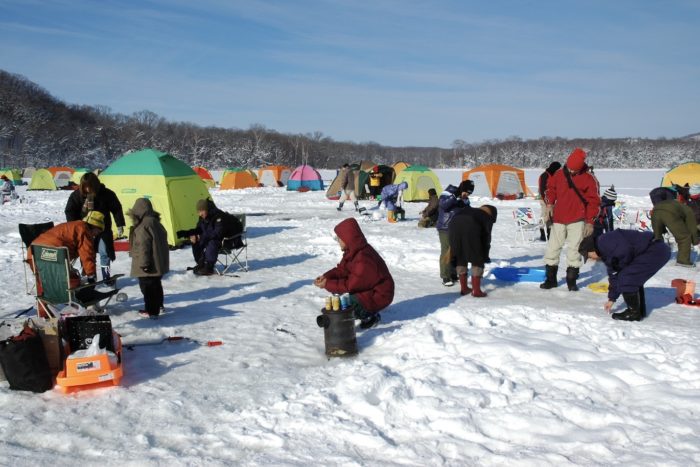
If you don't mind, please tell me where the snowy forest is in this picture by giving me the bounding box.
[1,69,698,170]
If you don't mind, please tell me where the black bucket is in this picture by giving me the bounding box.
[316,308,357,357]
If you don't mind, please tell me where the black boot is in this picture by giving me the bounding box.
[337,202,344,211]
[566,267,579,291]
[539,228,546,241]
[194,262,215,276]
[540,265,558,289]
[354,201,359,211]
[612,291,644,321]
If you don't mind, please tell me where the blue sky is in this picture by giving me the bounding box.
[1,0,699,147]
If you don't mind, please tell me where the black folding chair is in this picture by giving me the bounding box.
[217,214,248,275]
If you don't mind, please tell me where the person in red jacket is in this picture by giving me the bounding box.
[314,217,394,329]
[540,148,601,291]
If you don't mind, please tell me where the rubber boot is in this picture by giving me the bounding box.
[565,267,579,292]
[387,210,397,223]
[194,262,215,276]
[337,202,344,211]
[539,228,547,241]
[540,265,558,289]
[459,273,471,296]
[612,291,643,321]
[471,275,487,297]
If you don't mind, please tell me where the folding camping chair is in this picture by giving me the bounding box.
[513,207,546,244]
[216,214,248,275]
[19,222,55,294]
[30,244,123,317]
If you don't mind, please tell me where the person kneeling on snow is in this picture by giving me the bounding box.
[578,230,670,321]
[189,198,242,276]
[417,188,439,228]
[313,218,395,329]
[379,181,408,223]
[448,205,497,297]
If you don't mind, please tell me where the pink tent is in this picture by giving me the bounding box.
[286,164,324,191]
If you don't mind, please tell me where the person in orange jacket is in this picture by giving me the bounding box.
[28,212,108,316]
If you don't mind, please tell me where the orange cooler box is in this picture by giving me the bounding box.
[56,332,123,393]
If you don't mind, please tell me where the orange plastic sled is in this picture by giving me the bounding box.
[55,332,123,393]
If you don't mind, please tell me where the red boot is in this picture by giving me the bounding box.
[459,274,471,296]
[471,276,487,297]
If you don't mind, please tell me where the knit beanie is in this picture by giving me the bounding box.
[546,161,562,175]
[603,187,617,201]
[566,148,587,172]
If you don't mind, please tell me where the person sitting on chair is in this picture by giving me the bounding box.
[28,211,110,316]
[190,198,242,276]
[379,181,408,223]
[313,218,394,329]
[578,230,670,321]
[417,188,439,228]
[1,174,17,202]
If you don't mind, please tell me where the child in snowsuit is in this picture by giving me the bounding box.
[436,184,469,286]
[579,230,670,321]
[448,205,497,297]
[314,218,394,329]
[594,186,617,238]
[379,181,409,223]
[417,188,439,228]
[128,198,170,318]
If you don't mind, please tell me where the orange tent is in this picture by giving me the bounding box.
[193,166,216,188]
[257,165,292,186]
[220,168,258,189]
[47,166,75,176]
[462,164,532,198]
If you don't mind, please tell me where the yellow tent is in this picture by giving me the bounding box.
[100,148,209,247]
[661,162,700,187]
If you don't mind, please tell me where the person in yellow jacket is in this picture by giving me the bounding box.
[368,166,383,199]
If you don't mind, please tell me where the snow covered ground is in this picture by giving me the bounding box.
[1,168,699,466]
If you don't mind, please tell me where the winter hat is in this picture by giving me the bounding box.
[428,188,437,196]
[83,211,105,230]
[196,199,209,212]
[566,148,587,172]
[0,175,8,181]
[578,235,597,263]
[603,186,617,201]
[690,184,700,198]
[546,161,562,175]
[399,181,408,191]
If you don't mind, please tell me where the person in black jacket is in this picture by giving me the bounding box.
[537,161,561,241]
[190,198,242,276]
[64,172,125,283]
[448,205,497,297]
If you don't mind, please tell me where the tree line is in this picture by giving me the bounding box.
[1,69,698,170]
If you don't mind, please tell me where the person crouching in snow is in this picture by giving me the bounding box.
[448,205,498,297]
[313,218,394,329]
[417,188,439,228]
[379,181,408,223]
[128,198,170,319]
[578,230,670,321]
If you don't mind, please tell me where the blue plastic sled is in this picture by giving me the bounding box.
[491,267,546,282]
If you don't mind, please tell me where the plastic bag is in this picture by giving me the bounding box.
[68,333,105,359]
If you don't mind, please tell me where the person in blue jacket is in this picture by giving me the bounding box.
[189,198,228,276]
[379,181,408,222]
[436,184,470,286]
[578,230,670,321]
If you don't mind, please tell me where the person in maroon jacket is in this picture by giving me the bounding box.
[314,218,395,329]
[540,148,601,291]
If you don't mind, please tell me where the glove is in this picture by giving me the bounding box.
[543,205,553,223]
[87,275,96,284]
[117,226,124,237]
[582,223,594,238]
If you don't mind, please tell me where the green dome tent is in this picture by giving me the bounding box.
[27,168,58,190]
[100,148,209,247]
